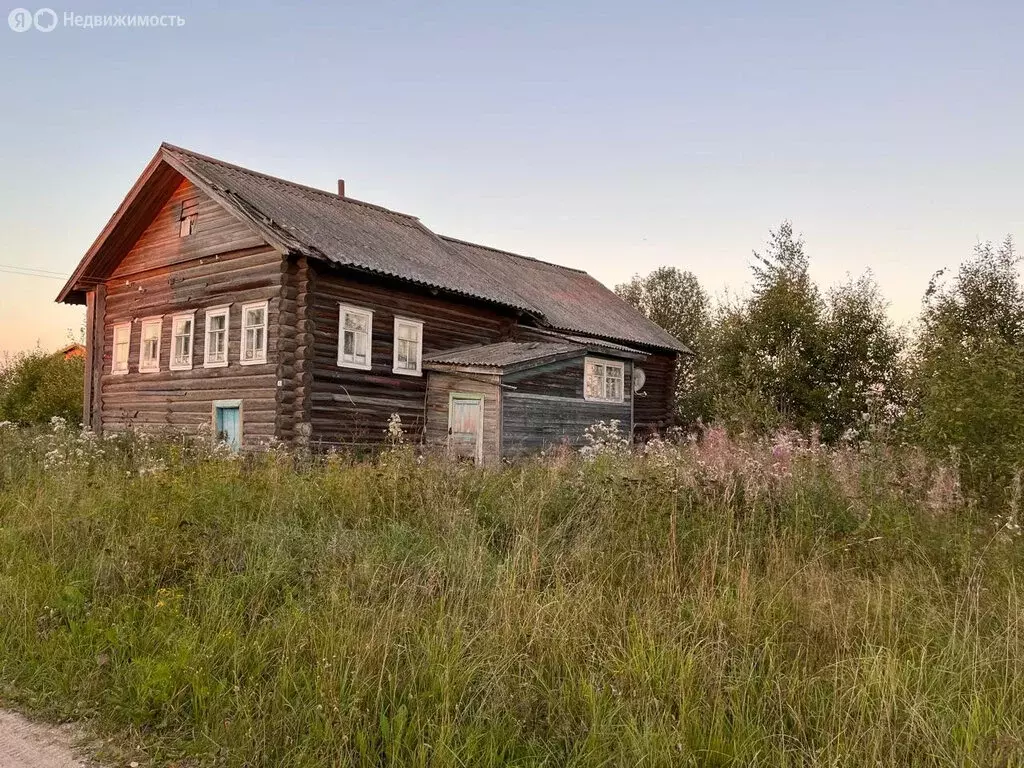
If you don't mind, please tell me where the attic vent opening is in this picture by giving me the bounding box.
[178,199,199,237]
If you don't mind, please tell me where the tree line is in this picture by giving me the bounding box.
[617,222,1024,504]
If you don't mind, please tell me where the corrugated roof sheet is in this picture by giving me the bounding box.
[424,341,584,369]
[159,144,689,353]
[530,329,646,355]
[438,238,691,352]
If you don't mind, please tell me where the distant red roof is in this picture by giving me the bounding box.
[56,343,85,360]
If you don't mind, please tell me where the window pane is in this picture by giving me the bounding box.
[340,310,372,366]
[584,362,602,399]
[606,375,621,401]
[172,318,192,366]
[604,365,623,401]
[396,338,418,369]
[207,312,228,363]
[345,312,367,332]
[393,321,421,371]
[208,324,226,360]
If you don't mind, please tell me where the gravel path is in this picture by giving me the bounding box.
[0,709,94,768]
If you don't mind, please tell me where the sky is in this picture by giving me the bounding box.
[1,0,1023,354]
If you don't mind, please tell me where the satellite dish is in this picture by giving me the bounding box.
[633,367,647,393]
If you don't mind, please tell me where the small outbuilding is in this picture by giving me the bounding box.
[424,340,644,464]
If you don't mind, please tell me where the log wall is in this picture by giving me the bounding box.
[308,264,517,449]
[96,181,283,447]
[85,176,678,450]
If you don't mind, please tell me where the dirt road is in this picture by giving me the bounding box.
[0,709,93,768]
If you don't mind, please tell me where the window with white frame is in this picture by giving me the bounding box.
[204,306,230,368]
[111,322,131,375]
[338,304,373,369]
[170,312,195,371]
[392,317,423,375]
[584,358,625,403]
[240,301,268,365]
[139,317,163,372]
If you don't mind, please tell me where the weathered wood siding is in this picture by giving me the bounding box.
[96,182,283,447]
[501,357,633,457]
[632,351,678,436]
[308,264,518,449]
[110,179,265,277]
[512,326,678,440]
[424,371,502,465]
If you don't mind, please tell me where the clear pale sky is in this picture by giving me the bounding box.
[1,0,1022,355]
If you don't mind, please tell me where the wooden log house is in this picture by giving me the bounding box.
[56,144,690,462]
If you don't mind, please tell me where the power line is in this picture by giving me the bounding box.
[0,264,68,280]
[0,263,67,277]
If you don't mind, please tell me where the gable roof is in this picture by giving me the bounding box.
[57,143,690,353]
[439,237,687,352]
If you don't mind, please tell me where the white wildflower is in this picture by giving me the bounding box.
[579,420,629,461]
[385,412,405,445]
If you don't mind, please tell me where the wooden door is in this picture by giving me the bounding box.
[214,404,242,452]
[448,395,483,464]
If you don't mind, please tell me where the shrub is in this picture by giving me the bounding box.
[910,237,1024,505]
[0,349,83,426]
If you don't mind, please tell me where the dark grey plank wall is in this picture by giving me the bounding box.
[501,356,633,457]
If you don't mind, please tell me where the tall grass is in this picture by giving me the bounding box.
[1,421,1023,766]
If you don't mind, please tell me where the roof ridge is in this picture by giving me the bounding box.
[439,235,588,275]
[159,142,423,223]
[159,144,591,277]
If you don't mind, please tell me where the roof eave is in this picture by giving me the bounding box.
[422,363,506,376]
[424,345,597,374]
[545,325,691,356]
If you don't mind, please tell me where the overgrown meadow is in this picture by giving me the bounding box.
[1,420,1023,767]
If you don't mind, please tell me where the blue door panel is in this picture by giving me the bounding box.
[215,405,241,452]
